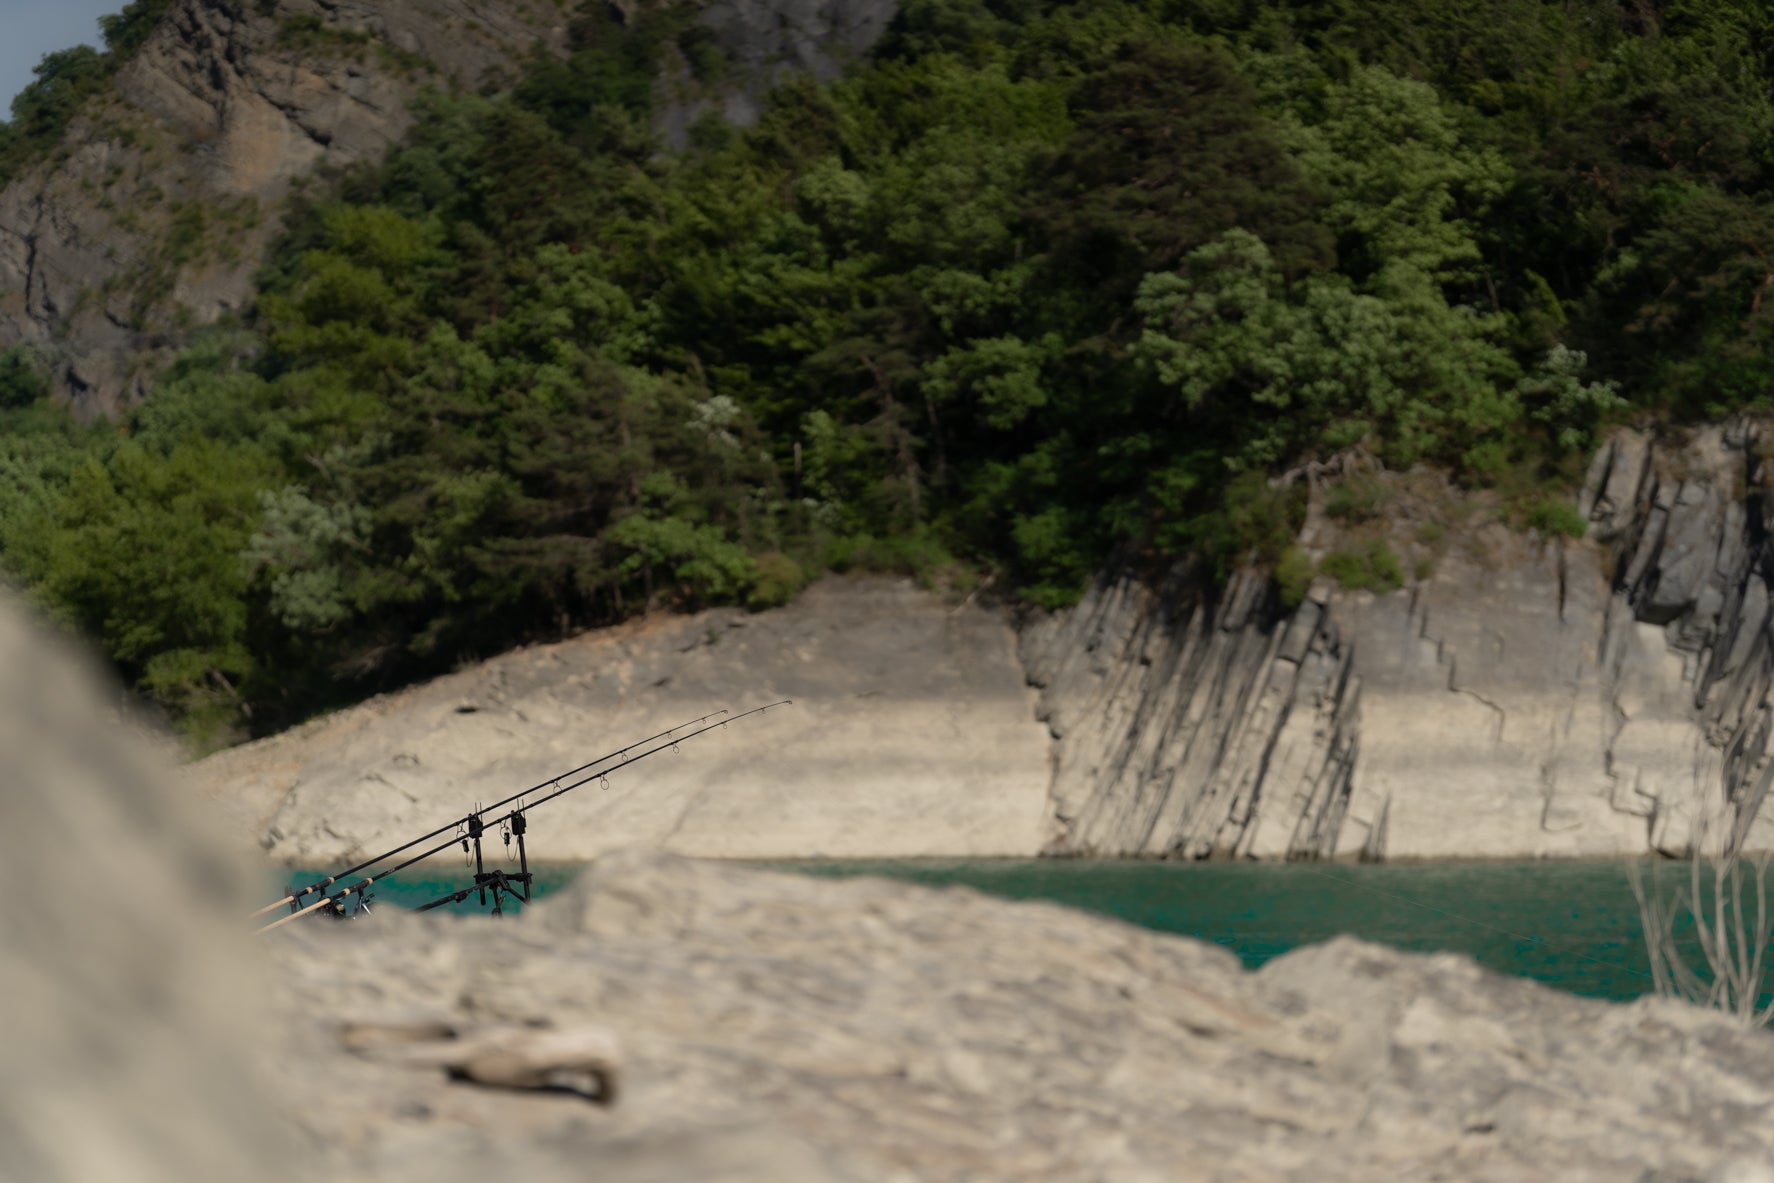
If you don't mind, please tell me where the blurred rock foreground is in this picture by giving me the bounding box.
[12,593,1774,1180]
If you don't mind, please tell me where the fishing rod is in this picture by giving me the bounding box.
[256,700,791,935]
[251,707,732,919]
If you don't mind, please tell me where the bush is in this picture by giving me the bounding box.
[0,347,47,410]
[1320,541,1404,593]
[823,530,972,592]
[1324,477,1389,524]
[1275,545,1314,607]
[1191,470,1307,575]
[1523,497,1587,539]
[1631,805,1774,1027]
[748,551,806,608]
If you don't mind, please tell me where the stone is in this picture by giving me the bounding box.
[258,849,1774,1181]
[0,594,300,1181]
[345,1019,622,1102]
[191,576,1052,863]
[1030,421,1774,860]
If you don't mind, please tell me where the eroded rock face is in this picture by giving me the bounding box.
[657,0,900,147]
[264,849,1774,1182]
[193,422,1774,863]
[0,0,570,417]
[1032,421,1774,860]
[196,576,1050,864]
[0,0,905,419]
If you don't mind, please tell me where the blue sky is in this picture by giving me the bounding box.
[0,0,126,119]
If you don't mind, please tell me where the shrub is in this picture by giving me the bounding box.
[1275,545,1314,608]
[1523,497,1588,539]
[1321,541,1404,593]
[0,347,47,409]
[1324,477,1389,524]
[748,551,806,609]
[1632,801,1774,1027]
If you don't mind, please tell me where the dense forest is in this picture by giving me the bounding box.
[0,0,1771,743]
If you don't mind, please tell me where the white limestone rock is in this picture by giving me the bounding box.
[195,577,1051,863]
[1031,421,1774,860]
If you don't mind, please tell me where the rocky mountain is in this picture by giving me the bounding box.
[0,0,897,418]
[21,4,1774,864]
[0,0,570,417]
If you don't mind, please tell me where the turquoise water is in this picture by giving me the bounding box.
[285,858,1742,1004]
[275,865,567,918]
[779,859,1665,1001]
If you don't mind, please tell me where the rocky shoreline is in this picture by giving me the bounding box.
[189,423,1774,866]
[15,584,1774,1182]
[261,850,1774,1183]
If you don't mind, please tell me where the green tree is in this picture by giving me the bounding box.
[14,440,270,731]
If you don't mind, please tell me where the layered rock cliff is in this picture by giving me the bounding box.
[188,423,1774,863]
[1028,422,1774,860]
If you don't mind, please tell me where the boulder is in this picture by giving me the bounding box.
[262,849,1774,1181]
[0,595,297,1180]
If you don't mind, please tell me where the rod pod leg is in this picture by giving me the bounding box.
[467,812,487,907]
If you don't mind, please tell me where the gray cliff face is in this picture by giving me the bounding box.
[656,0,900,147]
[1030,422,1774,860]
[0,0,902,419]
[0,0,570,418]
[195,425,1774,864]
[1020,569,1361,861]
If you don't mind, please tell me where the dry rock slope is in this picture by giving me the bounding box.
[194,576,1050,864]
[195,423,1774,864]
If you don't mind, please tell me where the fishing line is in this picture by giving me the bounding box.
[251,707,733,918]
[258,700,791,934]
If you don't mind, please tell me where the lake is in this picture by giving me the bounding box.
[279,856,1744,1004]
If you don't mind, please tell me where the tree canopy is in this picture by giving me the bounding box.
[3,0,1772,742]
